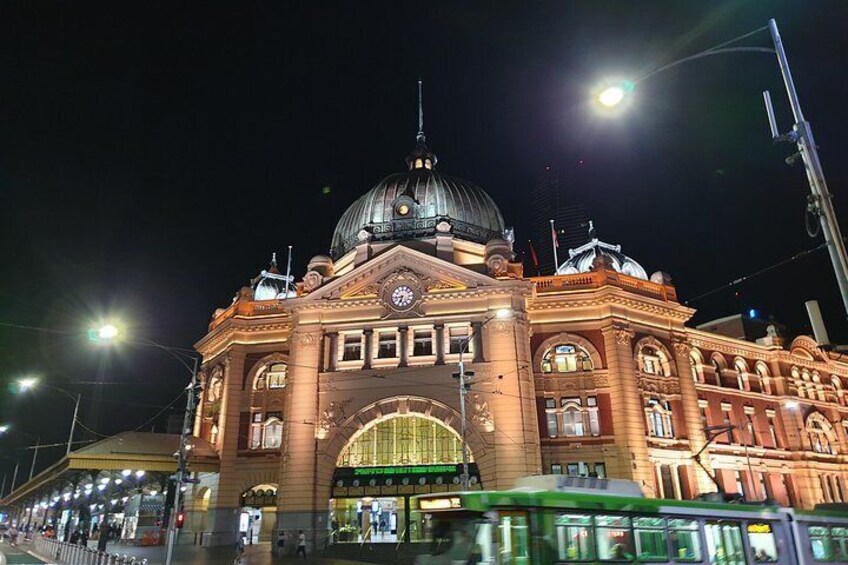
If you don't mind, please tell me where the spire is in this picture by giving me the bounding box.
[406,80,438,171]
[269,252,280,273]
[417,79,425,144]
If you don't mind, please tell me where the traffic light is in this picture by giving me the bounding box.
[175,512,186,529]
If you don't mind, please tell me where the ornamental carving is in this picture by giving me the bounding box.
[672,337,691,356]
[472,395,494,432]
[486,254,509,277]
[303,270,323,292]
[290,331,317,348]
[317,398,352,439]
[613,325,634,346]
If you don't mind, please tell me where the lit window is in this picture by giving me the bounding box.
[593,462,606,479]
[412,330,433,356]
[638,345,668,376]
[448,326,471,355]
[377,331,397,359]
[210,424,219,444]
[541,344,592,373]
[545,398,557,438]
[262,416,283,449]
[646,399,674,438]
[561,398,585,437]
[250,412,263,449]
[266,363,287,389]
[342,334,362,361]
[807,415,836,455]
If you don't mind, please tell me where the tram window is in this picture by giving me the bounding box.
[595,515,634,561]
[808,526,833,561]
[747,523,778,562]
[499,512,530,562]
[705,522,745,565]
[668,519,702,562]
[633,517,667,561]
[555,514,594,561]
[832,527,848,561]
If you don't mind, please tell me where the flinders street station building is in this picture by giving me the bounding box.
[8,128,847,552]
[179,130,848,548]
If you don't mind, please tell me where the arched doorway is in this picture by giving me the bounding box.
[239,484,277,544]
[329,412,479,544]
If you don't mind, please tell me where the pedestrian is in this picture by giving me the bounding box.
[276,530,286,556]
[296,529,307,558]
[70,528,80,545]
[80,528,89,547]
[97,524,110,552]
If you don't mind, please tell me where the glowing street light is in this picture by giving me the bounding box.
[0,425,9,434]
[88,323,120,342]
[598,85,626,107]
[18,378,37,392]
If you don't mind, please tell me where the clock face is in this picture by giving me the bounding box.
[390,285,415,309]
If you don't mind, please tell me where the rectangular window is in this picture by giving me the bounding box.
[808,526,832,561]
[588,396,600,436]
[498,513,530,562]
[551,463,563,475]
[704,522,745,565]
[448,326,470,355]
[266,363,287,389]
[342,334,362,361]
[633,516,668,561]
[669,519,702,562]
[768,415,778,448]
[747,523,778,562]
[546,412,558,438]
[643,356,659,375]
[250,412,263,450]
[562,410,584,437]
[555,514,594,561]
[377,331,397,358]
[566,463,579,476]
[412,330,433,356]
[757,473,769,500]
[594,462,606,479]
[700,406,709,430]
[660,465,677,499]
[595,515,633,561]
[723,411,735,443]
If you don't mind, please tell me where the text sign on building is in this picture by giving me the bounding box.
[352,464,459,477]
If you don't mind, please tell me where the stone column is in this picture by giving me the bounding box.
[471,321,484,363]
[600,323,654,492]
[326,332,338,372]
[398,326,409,368]
[671,335,715,495]
[205,352,247,546]
[277,326,325,550]
[363,329,373,370]
[434,324,445,365]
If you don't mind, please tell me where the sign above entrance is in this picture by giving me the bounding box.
[352,465,458,477]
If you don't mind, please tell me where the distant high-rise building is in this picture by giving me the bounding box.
[528,164,589,275]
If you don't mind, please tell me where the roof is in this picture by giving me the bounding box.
[557,237,648,280]
[0,432,218,507]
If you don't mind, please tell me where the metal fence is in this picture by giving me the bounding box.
[33,537,148,565]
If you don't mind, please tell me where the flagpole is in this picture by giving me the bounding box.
[550,219,559,274]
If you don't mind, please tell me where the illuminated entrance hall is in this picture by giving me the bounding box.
[331,413,480,543]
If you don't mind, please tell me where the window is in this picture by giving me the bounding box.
[747,523,778,562]
[587,397,600,436]
[833,527,848,561]
[633,517,667,561]
[735,360,748,390]
[646,399,674,439]
[377,331,397,358]
[767,413,779,448]
[690,353,702,383]
[551,463,563,475]
[595,515,634,561]
[448,326,470,355]
[250,412,263,449]
[545,398,558,438]
[342,334,362,361]
[808,417,835,454]
[669,519,701,562]
[723,410,735,443]
[210,423,219,444]
[594,462,606,479]
[704,522,745,565]
[562,399,585,437]
[734,470,745,497]
[566,463,579,476]
[713,358,724,386]
[412,330,433,356]
[498,513,530,562]
[555,514,594,561]
[263,416,283,449]
[264,363,287,389]
[756,472,769,500]
[700,405,709,431]
[541,343,592,373]
[659,465,677,499]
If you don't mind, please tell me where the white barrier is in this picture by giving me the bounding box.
[33,537,148,565]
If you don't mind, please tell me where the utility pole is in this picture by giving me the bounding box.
[66,393,81,456]
[455,346,472,490]
[164,356,201,565]
[765,19,848,318]
[29,437,40,481]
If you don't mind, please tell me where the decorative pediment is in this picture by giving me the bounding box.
[302,245,499,304]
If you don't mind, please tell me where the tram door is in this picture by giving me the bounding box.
[498,511,531,565]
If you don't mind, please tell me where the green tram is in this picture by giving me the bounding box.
[410,476,848,565]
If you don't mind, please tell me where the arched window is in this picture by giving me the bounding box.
[254,362,287,390]
[541,344,593,373]
[734,359,748,391]
[690,352,703,383]
[637,345,669,377]
[263,417,283,449]
[646,398,674,438]
[755,363,770,394]
[712,356,724,386]
[249,412,284,450]
[807,414,837,455]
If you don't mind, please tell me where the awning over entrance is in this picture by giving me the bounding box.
[0,432,219,508]
[331,463,481,498]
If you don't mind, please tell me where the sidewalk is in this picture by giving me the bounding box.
[35,541,370,565]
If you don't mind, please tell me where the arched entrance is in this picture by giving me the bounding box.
[329,412,479,544]
[239,484,277,544]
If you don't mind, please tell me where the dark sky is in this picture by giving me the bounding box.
[2,1,848,478]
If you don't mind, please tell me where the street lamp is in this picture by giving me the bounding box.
[89,322,201,565]
[15,378,81,456]
[593,19,848,318]
[0,425,41,482]
[453,307,513,489]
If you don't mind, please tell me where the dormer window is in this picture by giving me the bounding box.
[414,158,423,169]
[397,203,410,216]
[424,158,432,170]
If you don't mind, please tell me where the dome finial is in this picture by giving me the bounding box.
[417,79,425,144]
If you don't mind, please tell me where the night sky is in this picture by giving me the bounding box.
[2,2,848,480]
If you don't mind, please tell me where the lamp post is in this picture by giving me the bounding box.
[16,378,81,457]
[0,457,20,498]
[453,308,513,489]
[595,19,848,318]
[0,426,41,482]
[89,324,201,565]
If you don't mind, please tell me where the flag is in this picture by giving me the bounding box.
[551,222,559,248]
[527,240,539,267]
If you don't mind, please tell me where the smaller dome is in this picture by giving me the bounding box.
[251,254,296,300]
[557,237,648,280]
